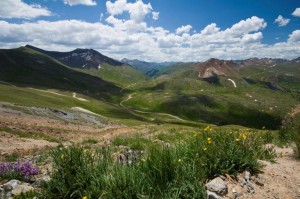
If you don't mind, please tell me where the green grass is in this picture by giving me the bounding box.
[75,63,149,87]
[42,127,275,199]
[0,127,61,143]
[81,138,98,145]
[112,134,152,150]
[3,151,21,162]
[0,84,150,126]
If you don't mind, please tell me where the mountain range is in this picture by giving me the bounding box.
[0,45,299,129]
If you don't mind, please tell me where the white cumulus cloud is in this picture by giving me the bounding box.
[288,30,300,43]
[242,32,263,43]
[106,0,152,23]
[274,15,290,27]
[201,23,220,35]
[0,0,51,19]
[152,12,159,20]
[106,0,127,15]
[176,25,192,35]
[0,1,299,62]
[63,0,97,6]
[292,8,300,17]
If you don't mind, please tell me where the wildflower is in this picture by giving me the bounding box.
[279,152,285,158]
[241,133,247,140]
[178,159,182,163]
[204,126,210,131]
[82,196,87,199]
[229,131,233,134]
[203,147,207,151]
[0,161,38,180]
[235,138,240,142]
[207,137,212,144]
[194,132,201,137]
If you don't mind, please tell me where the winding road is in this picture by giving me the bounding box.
[119,93,186,122]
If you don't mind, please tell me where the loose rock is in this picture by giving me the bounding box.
[205,177,228,196]
[206,190,223,199]
[11,184,34,196]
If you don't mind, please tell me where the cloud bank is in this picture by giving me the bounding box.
[63,0,97,6]
[0,0,299,62]
[0,0,51,19]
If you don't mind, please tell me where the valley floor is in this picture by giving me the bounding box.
[0,102,300,198]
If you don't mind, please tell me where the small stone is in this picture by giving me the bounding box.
[218,175,226,180]
[205,177,228,196]
[3,180,21,189]
[245,171,251,181]
[11,185,34,196]
[255,179,264,186]
[240,179,246,187]
[206,190,223,199]
[3,184,13,192]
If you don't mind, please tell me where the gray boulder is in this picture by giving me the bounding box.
[205,177,228,196]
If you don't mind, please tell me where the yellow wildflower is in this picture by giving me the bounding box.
[235,138,240,142]
[194,132,201,137]
[82,196,87,199]
[207,137,212,144]
[204,126,210,131]
[241,134,247,140]
[279,152,285,158]
[229,131,233,134]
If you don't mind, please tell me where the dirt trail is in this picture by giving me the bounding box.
[227,78,237,88]
[72,92,89,101]
[70,107,106,118]
[29,88,67,96]
[120,93,186,121]
[289,104,300,118]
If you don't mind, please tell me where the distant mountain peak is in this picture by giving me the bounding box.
[26,45,123,69]
[196,58,238,78]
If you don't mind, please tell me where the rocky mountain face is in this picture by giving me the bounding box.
[292,57,300,63]
[26,45,123,69]
[195,58,239,78]
[234,57,289,67]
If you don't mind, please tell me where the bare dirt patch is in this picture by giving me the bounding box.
[225,147,300,199]
[0,103,137,157]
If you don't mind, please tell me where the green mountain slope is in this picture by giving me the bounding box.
[122,60,300,129]
[0,47,121,99]
[26,45,149,86]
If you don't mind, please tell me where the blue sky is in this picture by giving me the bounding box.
[0,0,300,61]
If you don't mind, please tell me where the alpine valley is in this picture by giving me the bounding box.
[1,45,300,198]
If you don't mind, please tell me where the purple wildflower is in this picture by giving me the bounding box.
[0,160,39,180]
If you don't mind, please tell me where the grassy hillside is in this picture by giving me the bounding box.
[75,63,149,87]
[121,64,299,129]
[0,47,121,100]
